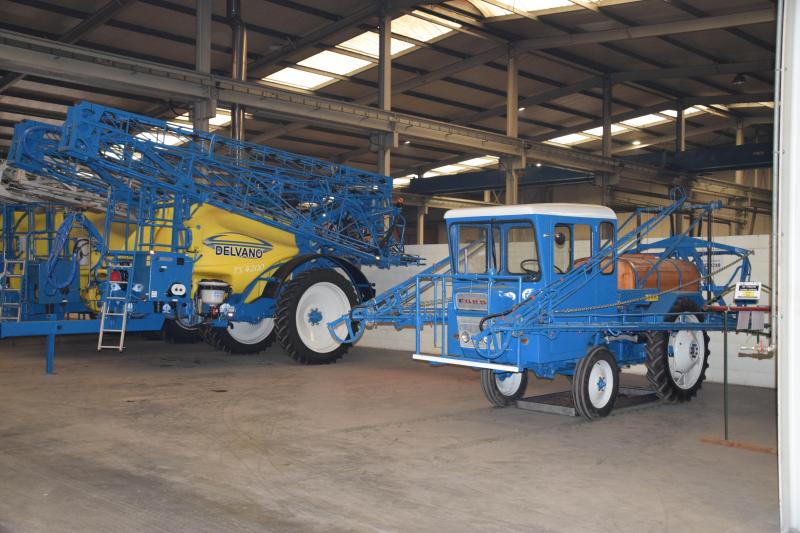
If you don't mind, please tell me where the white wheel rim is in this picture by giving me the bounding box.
[228,318,274,345]
[295,281,351,353]
[495,372,523,397]
[668,315,704,389]
[587,360,614,408]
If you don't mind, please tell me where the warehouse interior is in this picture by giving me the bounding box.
[0,0,795,531]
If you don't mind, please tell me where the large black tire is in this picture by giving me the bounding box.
[572,346,620,420]
[162,319,201,344]
[645,299,710,403]
[275,269,358,365]
[480,369,529,407]
[201,318,275,354]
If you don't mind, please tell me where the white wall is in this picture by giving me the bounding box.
[360,235,773,388]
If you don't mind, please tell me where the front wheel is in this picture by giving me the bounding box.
[480,369,528,407]
[275,269,357,365]
[572,346,620,420]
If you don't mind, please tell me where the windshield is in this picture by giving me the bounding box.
[451,221,539,277]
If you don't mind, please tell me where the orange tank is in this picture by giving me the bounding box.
[616,253,700,292]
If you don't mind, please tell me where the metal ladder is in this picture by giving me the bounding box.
[97,256,134,351]
[0,259,25,322]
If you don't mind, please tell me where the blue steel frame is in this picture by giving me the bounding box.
[10,101,413,268]
[331,190,753,379]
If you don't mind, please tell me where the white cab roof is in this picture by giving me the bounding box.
[444,203,616,220]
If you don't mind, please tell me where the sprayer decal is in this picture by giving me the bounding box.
[203,233,273,259]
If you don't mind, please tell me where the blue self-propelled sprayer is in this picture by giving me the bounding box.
[330,189,758,419]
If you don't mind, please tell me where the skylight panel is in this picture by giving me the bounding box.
[297,50,372,76]
[508,0,575,10]
[419,155,500,178]
[547,133,591,145]
[392,12,456,42]
[583,124,627,137]
[393,176,412,187]
[468,0,512,17]
[660,106,703,119]
[430,164,471,174]
[621,114,669,128]
[337,31,415,58]
[264,67,335,90]
[458,155,499,168]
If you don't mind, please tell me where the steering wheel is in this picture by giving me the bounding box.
[554,265,565,274]
[519,258,539,274]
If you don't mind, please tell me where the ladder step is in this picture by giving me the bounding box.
[99,346,125,350]
[103,313,126,317]
[102,329,124,333]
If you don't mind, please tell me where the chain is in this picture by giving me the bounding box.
[388,256,744,316]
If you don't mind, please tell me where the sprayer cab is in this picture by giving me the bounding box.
[443,204,619,365]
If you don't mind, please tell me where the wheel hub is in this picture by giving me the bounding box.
[667,314,706,390]
[671,331,701,373]
[307,307,323,326]
[588,360,613,408]
[495,372,522,397]
[295,281,352,353]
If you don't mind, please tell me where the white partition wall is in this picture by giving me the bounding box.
[776,1,799,531]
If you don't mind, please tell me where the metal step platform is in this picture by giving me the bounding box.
[516,387,660,417]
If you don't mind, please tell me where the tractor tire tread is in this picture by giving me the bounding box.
[274,269,356,365]
[645,299,710,403]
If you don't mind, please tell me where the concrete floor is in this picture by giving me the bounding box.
[0,335,778,533]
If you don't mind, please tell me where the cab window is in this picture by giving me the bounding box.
[553,223,592,274]
[553,224,572,274]
[454,225,488,274]
[506,224,539,278]
[599,221,615,274]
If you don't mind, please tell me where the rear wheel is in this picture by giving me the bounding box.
[202,317,275,354]
[275,269,357,365]
[480,369,528,407]
[645,299,710,403]
[572,346,619,420]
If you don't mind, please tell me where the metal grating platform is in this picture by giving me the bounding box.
[516,387,660,417]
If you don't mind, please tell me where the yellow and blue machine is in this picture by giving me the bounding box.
[4,102,416,371]
[331,190,755,419]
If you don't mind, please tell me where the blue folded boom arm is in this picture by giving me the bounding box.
[9,101,416,268]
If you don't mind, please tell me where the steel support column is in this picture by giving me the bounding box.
[601,76,612,158]
[228,0,247,141]
[776,1,800,529]
[378,6,392,176]
[505,48,520,205]
[675,105,686,154]
[735,119,745,185]
[193,0,212,132]
[416,206,427,245]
